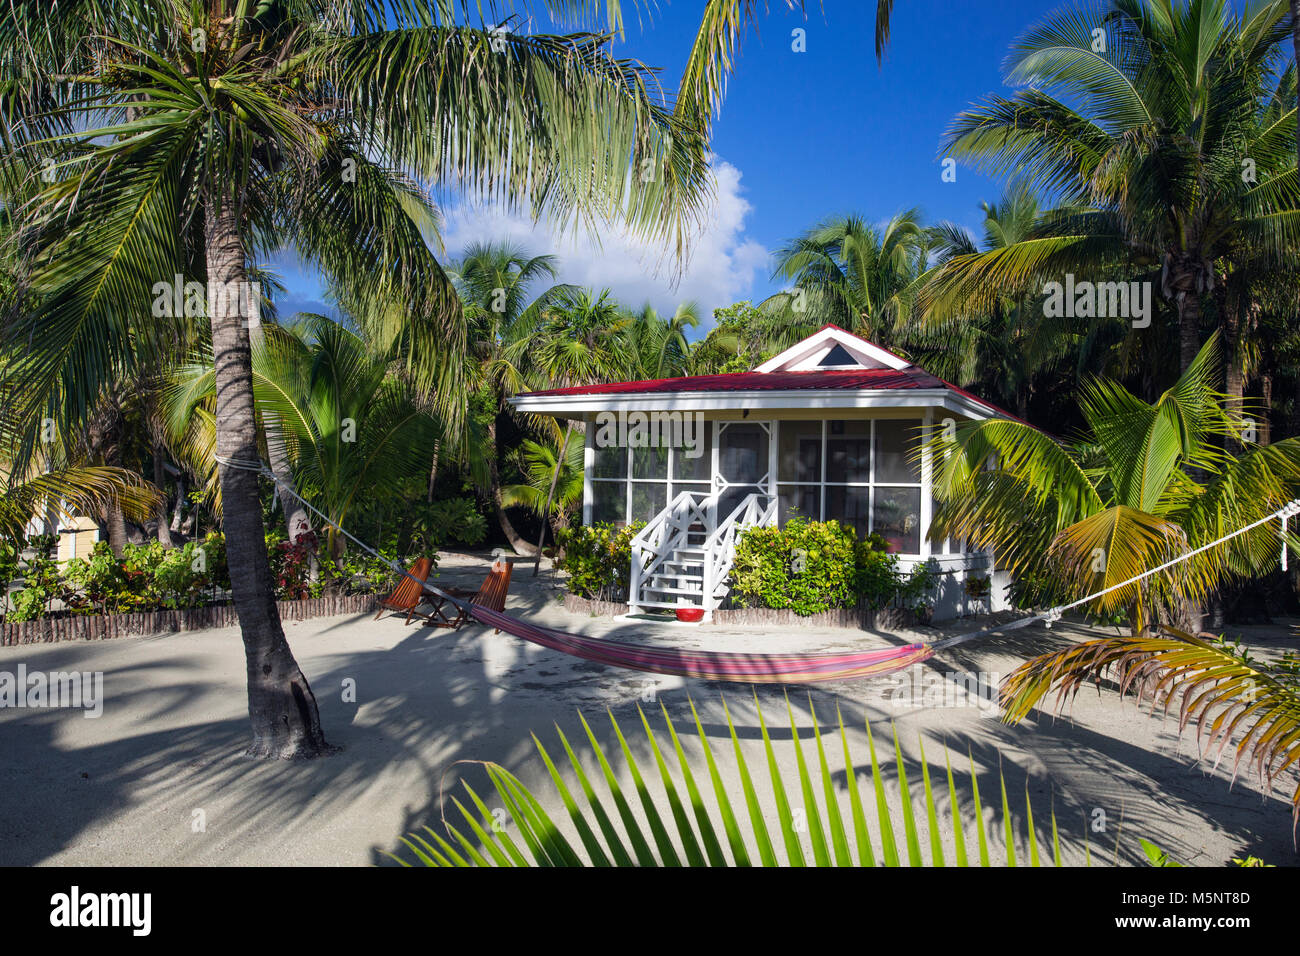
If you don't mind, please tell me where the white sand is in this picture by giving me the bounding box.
[0,552,1295,867]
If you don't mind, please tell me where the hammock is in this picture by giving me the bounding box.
[216,454,1300,685]
[465,603,933,683]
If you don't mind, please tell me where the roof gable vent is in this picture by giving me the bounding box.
[817,343,860,368]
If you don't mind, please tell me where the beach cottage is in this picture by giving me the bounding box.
[511,325,1013,621]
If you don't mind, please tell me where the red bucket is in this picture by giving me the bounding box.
[675,607,705,623]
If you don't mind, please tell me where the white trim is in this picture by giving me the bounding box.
[754,326,910,373]
[582,417,594,526]
[511,388,1001,420]
[921,408,934,560]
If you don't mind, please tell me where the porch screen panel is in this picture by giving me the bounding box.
[779,485,821,524]
[826,420,871,482]
[780,418,925,554]
[592,479,627,526]
[631,442,670,479]
[671,426,711,482]
[778,421,821,482]
[593,442,627,479]
[874,419,921,482]
[824,485,869,539]
[873,487,922,554]
[630,481,667,524]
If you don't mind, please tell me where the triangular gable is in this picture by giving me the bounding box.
[753,324,911,373]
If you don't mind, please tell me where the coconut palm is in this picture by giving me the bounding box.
[501,432,584,544]
[938,0,1300,375]
[166,315,443,566]
[1002,624,1300,825]
[761,210,929,353]
[0,0,710,756]
[523,287,633,570]
[928,334,1300,633]
[452,242,573,556]
[918,187,1101,418]
[0,441,160,547]
[626,301,701,378]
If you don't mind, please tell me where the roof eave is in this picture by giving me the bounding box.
[509,388,1002,420]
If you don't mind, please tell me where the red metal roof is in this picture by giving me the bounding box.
[516,323,1021,421]
[521,367,949,397]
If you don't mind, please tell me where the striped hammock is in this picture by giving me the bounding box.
[464,603,935,683]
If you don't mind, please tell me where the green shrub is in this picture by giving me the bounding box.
[425,497,488,548]
[729,519,903,615]
[555,522,644,601]
[7,547,59,623]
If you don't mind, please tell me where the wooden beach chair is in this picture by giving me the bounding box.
[415,559,512,632]
[373,557,434,624]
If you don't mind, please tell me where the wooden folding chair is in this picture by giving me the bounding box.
[373,557,434,624]
[416,559,512,631]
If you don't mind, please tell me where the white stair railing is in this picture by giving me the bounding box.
[629,490,713,607]
[701,492,777,612]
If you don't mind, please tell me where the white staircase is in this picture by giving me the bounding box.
[629,490,776,618]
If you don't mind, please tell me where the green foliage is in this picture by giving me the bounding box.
[392,695,1086,867]
[1139,839,1184,868]
[7,545,60,623]
[421,498,488,549]
[894,561,940,615]
[555,522,645,602]
[729,519,903,615]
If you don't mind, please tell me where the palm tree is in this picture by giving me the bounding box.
[451,242,572,556]
[525,288,632,571]
[166,315,443,566]
[1002,625,1300,826]
[920,188,1095,418]
[928,335,1300,633]
[501,433,585,545]
[940,0,1299,376]
[0,0,711,757]
[626,301,701,378]
[762,210,929,352]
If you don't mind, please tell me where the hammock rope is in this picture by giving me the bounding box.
[215,455,1300,685]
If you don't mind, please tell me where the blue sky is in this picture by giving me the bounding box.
[277,0,1071,329]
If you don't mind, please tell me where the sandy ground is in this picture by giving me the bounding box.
[1,552,1296,867]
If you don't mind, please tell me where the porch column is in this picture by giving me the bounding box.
[920,409,934,559]
[582,414,594,526]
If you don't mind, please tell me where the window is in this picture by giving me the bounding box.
[588,418,712,527]
[775,418,925,554]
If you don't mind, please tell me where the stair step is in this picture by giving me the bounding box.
[651,575,702,585]
[644,584,704,596]
[633,599,703,610]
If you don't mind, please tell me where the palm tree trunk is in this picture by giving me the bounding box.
[105,502,127,558]
[153,446,174,547]
[246,315,313,547]
[1260,372,1273,445]
[170,472,186,533]
[426,441,440,503]
[205,195,327,759]
[1220,288,1244,456]
[1176,285,1203,374]
[487,418,536,555]
[533,421,573,575]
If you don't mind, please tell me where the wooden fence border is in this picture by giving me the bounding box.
[0,593,380,646]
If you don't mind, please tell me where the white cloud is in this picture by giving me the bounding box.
[439,158,769,328]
